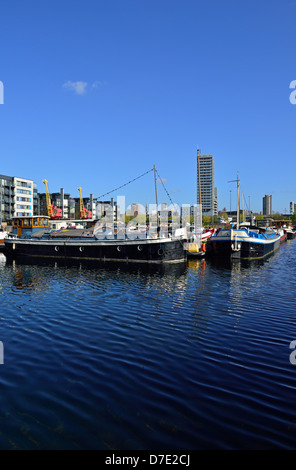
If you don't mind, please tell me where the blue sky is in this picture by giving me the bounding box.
[0,0,296,214]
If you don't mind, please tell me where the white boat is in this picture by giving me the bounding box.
[0,228,9,250]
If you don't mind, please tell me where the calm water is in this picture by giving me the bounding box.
[0,240,296,450]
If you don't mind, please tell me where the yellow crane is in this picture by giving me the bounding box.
[42,179,62,218]
[42,179,54,218]
[78,187,88,219]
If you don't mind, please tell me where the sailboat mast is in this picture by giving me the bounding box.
[154,165,158,209]
[237,173,240,227]
[228,173,240,227]
[154,165,159,234]
[197,147,201,206]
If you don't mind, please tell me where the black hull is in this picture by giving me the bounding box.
[3,237,187,264]
[207,238,280,259]
[287,232,296,240]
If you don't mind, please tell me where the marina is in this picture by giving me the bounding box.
[0,235,296,450]
[1,171,294,452]
[1,0,296,453]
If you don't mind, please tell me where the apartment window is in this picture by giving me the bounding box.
[17,189,31,195]
[16,181,32,188]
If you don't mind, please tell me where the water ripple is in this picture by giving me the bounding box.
[0,245,296,449]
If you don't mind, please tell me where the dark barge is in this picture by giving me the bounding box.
[206,225,281,259]
[3,216,187,264]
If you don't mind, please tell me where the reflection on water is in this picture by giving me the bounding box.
[0,243,296,449]
[3,254,189,295]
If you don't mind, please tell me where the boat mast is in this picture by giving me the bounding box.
[197,147,201,206]
[154,165,159,235]
[228,173,240,227]
[237,173,240,227]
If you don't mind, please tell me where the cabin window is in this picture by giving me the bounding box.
[33,219,38,226]
[23,219,28,227]
[44,219,48,226]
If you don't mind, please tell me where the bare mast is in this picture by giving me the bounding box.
[154,165,159,235]
[197,147,201,206]
[228,173,240,227]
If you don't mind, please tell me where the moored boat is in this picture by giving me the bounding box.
[0,228,8,250]
[206,225,281,259]
[277,228,287,244]
[184,241,206,258]
[0,227,15,252]
[286,227,296,240]
[184,226,213,258]
[201,228,214,242]
[207,174,281,259]
[3,216,187,264]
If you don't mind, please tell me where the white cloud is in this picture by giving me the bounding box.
[63,80,88,95]
[93,80,108,87]
[91,81,101,88]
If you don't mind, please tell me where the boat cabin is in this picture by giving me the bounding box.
[11,216,50,238]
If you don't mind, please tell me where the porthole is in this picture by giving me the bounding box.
[79,246,84,252]
[117,246,122,252]
[158,248,164,256]
[54,246,59,252]
[137,245,143,251]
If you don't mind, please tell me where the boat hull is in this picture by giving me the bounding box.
[287,231,296,240]
[207,228,281,259]
[3,237,187,264]
[207,239,280,259]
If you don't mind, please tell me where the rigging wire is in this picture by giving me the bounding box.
[96,167,154,200]
[242,192,251,218]
[96,165,178,216]
[95,165,186,244]
[155,168,178,211]
[154,168,186,248]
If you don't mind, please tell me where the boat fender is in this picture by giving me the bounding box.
[201,243,206,252]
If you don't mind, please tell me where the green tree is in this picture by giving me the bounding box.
[202,216,211,226]
[272,212,282,220]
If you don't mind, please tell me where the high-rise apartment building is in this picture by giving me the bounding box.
[196,149,217,217]
[0,174,34,224]
[263,195,272,216]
